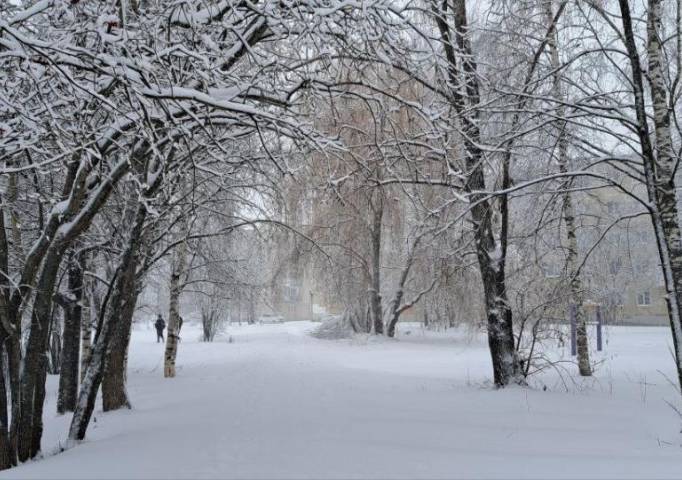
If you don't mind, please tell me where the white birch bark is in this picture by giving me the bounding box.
[163,228,188,378]
[546,0,591,376]
[617,0,682,389]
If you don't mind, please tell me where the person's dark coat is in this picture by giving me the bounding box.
[155,317,166,332]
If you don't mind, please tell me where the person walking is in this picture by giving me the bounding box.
[155,314,166,343]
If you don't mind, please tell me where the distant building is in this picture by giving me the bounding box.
[556,172,667,325]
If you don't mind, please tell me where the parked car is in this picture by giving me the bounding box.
[258,313,285,324]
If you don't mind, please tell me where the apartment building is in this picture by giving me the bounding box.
[567,175,667,325]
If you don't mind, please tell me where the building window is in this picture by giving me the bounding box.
[637,290,651,306]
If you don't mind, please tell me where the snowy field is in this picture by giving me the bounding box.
[3,321,682,479]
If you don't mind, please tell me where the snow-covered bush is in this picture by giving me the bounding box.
[201,306,224,342]
[311,313,354,340]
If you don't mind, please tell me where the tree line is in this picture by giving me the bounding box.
[0,0,681,471]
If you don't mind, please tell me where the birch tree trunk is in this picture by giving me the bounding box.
[546,0,591,376]
[618,0,682,390]
[646,0,682,388]
[563,172,591,376]
[164,232,188,378]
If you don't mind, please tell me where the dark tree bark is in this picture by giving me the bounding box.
[69,141,162,440]
[102,192,145,411]
[369,194,384,335]
[57,253,84,414]
[10,154,129,462]
[101,281,138,411]
[69,203,148,441]
[17,244,65,461]
[432,0,522,386]
[0,335,10,471]
[386,234,432,338]
[0,206,14,469]
[6,334,20,468]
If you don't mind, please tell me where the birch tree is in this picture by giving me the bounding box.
[567,0,682,389]
[163,224,189,378]
[545,0,591,376]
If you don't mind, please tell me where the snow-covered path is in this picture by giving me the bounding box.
[3,321,682,479]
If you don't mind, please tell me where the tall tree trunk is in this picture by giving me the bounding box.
[68,139,157,440]
[69,204,148,442]
[5,173,32,460]
[563,185,591,376]
[6,333,20,468]
[618,0,682,391]
[102,193,146,410]
[101,278,138,411]
[164,233,188,378]
[432,0,522,386]
[57,253,84,414]
[101,268,140,411]
[6,150,129,462]
[0,339,10,471]
[546,0,591,376]
[16,244,66,461]
[645,0,682,386]
[369,196,384,335]
[0,206,14,469]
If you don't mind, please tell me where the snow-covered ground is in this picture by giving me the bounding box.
[3,321,682,479]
